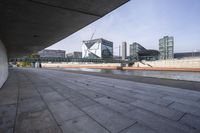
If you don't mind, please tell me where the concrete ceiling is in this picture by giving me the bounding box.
[0,0,129,57]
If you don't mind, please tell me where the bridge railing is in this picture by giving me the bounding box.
[9,57,130,63]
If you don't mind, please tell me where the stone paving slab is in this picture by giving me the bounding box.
[82,104,137,133]
[127,109,192,133]
[0,68,200,133]
[179,114,200,130]
[95,97,135,114]
[169,102,200,117]
[132,93,173,106]
[0,104,16,133]
[41,92,65,103]
[163,95,200,108]
[130,100,184,121]
[15,109,61,133]
[48,101,85,123]
[18,96,45,113]
[60,115,109,133]
[120,123,157,133]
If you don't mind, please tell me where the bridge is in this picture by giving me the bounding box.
[9,57,131,63]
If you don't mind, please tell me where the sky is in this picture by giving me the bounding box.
[47,0,200,56]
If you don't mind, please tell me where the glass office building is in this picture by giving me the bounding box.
[66,51,82,58]
[159,36,174,60]
[130,42,146,60]
[38,49,65,58]
[129,42,159,61]
[82,38,113,59]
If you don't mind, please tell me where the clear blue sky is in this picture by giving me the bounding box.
[47,0,200,55]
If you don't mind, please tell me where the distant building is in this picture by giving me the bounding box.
[159,36,174,60]
[138,50,160,61]
[38,49,65,58]
[82,38,113,59]
[113,55,122,60]
[66,51,82,58]
[122,42,127,60]
[130,42,146,60]
[174,52,200,59]
[129,42,159,61]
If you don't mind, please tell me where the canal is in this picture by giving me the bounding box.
[63,68,200,82]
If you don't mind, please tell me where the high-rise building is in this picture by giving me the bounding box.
[122,42,127,60]
[38,49,65,58]
[130,42,146,60]
[159,36,174,60]
[82,38,113,59]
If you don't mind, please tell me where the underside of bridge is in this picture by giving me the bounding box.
[0,0,129,87]
[0,0,129,57]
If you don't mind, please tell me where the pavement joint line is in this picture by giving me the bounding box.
[0,103,17,107]
[166,101,175,107]
[177,112,187,122]
[38,73,112,133]
[117,121,138,133]
[57,114,87,125]
[12,71,20,133]
[129,101,184,122]
[23,72,64,133]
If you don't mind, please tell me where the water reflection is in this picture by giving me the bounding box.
[63,68,200,82]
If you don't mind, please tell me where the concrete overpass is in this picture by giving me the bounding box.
[0,0,129,87]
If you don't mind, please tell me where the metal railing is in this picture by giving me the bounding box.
[9,57,131,64]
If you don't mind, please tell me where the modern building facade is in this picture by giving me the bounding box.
[130,42,146,60]
[82,38,113,59]
[159,36,174,60]
[129,42,159,61]
[122,42,127,60]
[38,49,65,58]
[174,52,200,59]
[66,51,82,58]
[138,50,160,61]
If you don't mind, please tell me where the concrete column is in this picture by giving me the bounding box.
[0,40,8,88]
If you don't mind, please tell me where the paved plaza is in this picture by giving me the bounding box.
[0,68,200,133]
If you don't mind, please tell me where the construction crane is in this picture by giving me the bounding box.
[90,30,96,40]
[84,30,97,57]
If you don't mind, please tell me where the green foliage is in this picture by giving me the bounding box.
[16,62,31,67]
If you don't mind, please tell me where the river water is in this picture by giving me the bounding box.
[63,68,200,82]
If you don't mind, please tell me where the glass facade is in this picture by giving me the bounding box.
[82,38,113,59]
[38,50,65,58]
[129,42,159,61]
[129,42,146,60]
[159,36,174,60]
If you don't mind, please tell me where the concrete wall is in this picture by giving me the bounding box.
[133,58,200,68]
[0,40,8,88]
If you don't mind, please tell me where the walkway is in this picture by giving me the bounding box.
[0,68,200,133]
